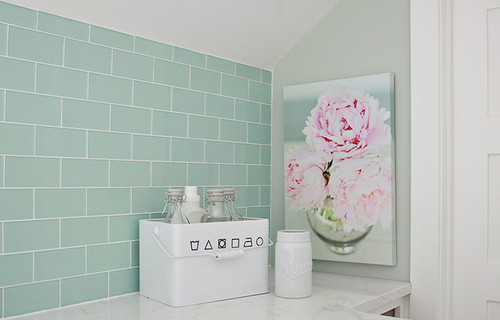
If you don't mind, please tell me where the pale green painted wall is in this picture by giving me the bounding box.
[0,1,272,317]
[271,0,410,281]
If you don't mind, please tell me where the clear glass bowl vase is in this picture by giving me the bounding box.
[306,207,372,255]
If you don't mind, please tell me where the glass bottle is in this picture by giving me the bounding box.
[223,188,243,221]
[202,189,230,222]
[163,189,190,224]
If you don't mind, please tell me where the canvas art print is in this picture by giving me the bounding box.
[284,73,396,265]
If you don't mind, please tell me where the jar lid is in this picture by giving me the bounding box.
[207,189,225,196]
[277,230,310,243]
[167,189,184,196]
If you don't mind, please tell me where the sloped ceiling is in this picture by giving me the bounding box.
[4,0,340,69]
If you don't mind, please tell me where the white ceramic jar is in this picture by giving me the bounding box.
[275,230,312,298]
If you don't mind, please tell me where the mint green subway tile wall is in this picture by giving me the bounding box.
[0,1,272,317]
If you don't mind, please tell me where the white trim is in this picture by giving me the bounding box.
[410,0,453,319]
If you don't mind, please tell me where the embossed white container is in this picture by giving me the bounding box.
[275,230,312,298]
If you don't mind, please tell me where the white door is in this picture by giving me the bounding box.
[453,0,500,318]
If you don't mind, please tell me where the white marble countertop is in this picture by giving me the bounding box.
[11,271,411,320]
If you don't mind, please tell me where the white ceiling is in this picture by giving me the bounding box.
[5,0,341,69]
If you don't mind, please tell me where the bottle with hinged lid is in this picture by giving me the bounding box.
[222,188,244,221]
[163,189,190,224]
[202,189,230,222]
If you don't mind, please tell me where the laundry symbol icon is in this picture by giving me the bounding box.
[190,240,200,251]
[256,237,264,247]
[204,240,213,250]
[244,237,252,248]
[231,238,240,248]
[218,239,226,249]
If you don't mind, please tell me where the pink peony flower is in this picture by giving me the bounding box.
[285,147,330,211]
[328,156,393,230]
[302,87,391,160]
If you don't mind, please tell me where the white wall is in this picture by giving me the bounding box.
[271,0,410,280]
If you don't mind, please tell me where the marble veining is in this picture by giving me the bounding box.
[9,271,411,320]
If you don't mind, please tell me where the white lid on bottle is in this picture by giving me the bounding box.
[277,230,310,243]
[184,186,200,202]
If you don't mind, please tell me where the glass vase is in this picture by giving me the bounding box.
[305,207,372,255]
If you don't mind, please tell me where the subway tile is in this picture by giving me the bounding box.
[133,135,170,161]
[132,187,165,213]
[87,242,130,273]
[62,159,108,187]
[62,99,109,130]
[35,247,85,281]
[36,126,86,157]
[262,70,272,84]
[261,186,270,206]
[6,91,61,126]
[154,59,189,88]
[4,220,59,253]
[190,67,221,94]
[65,39,111,73]
[110,268,139,296]
[187,163,218,186]
[8,26,63,64]
[205,141,234,163]
[235,143,260,164]
[236,63,261,81]
[5,156,60,187]
[131,241,139,267]
[61,217,107,246]
[207,55,235,74]
[111,105,151,134]
[0,56,35,91]
[248,123,271,144]
[261,145,271,165]
[135,37,172,60]
[0,156,2,187]
[61,273,108,307]
[110,160,150,187]
[220,119,247,142]
[172,88,204,114]
[37,64,87,98]
[235,99,260,122]
[235,186,260,206]
[0,287,2,317]
[35,188,86,218]
[87,188,130,215]
[90,25,133,51]
[247,207,270,220]
[4,281,59,317]
[261,104,271,124]
[89,73,132,105]
[171,138,204,162]
[173,47,205,67]
[220,164,246,185]
[206,94,234,119]
[152,110,187,137]
[248,165,271,185]
[0,253,33,286]
[221,75,248,99]
[0,189,33,221]
[113,50,153,81]
[151,162,187,186]
[189,115,219,139]
[110,213,149,241]
[38,12,90,41]
[0,23,7,55]
[133,81,171,110]
[0,89,4,121]
[0,123,34,155]
[0,1,37,28]
[249,81,272,104]
[88,131,131,159]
